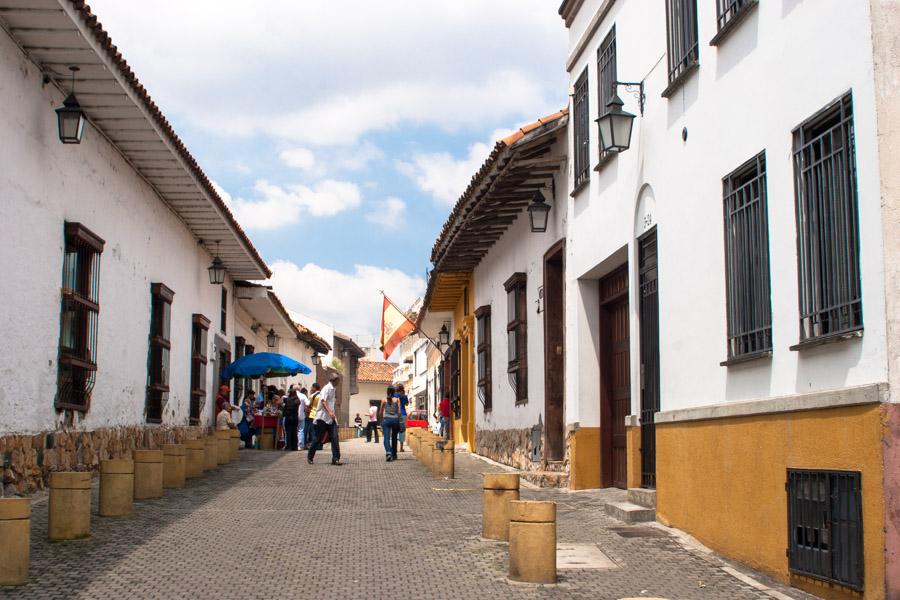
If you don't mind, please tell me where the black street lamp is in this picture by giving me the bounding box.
[438,323,450,350]
[55,66,85,144]
[207,240,225,285]
[267,328,277,348]
[596,94,637,154]
[527,190,552,233]
[311,352,321,367]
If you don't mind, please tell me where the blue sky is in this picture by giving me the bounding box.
[88,1,568,344]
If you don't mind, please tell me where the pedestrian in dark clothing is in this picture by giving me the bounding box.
[308,374,343,465]
[282,387,301,451]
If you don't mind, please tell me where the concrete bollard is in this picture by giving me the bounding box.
[133,450,164,500]
[216,430,231,465]
[203,436,218,471]
[230,429,240,459]
[162,444,186,489]
[259,427,275,450]
[482,472,520,541]
[185,439,205,479]
[0,498,30,584]
[48,471,91,541]
[99,459,134,517]
[422,437,435,472]
[432,439,455,479]
[508,501,557,584]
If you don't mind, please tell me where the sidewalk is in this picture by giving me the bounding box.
[1,438,818,599]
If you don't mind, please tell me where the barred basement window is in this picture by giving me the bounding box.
[787,469,863,591]
[664,0,699,92]
[596,26,617,167]
[792,93,863,345]
[189,314,210,425]
[572,67,590,191]
[475,306,492,412]
[722,152,772,363]
[505,273,527,404]
[56,222,105,412]
[146,284,174,423]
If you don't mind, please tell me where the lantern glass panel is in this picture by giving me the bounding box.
[57,109,85,143]
[612,112,634,150]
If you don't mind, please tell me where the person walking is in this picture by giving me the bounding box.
[297,387,310,450]
[305,383,321,449]
[439,396,451,439]
[238,390,257,449]
[381,386,401,462]
[395,383,409,453]
[307,374,343,466]
[366,401,379,443]
[282,387,301,451]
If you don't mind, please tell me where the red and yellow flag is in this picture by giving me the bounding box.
[380,295,415,360]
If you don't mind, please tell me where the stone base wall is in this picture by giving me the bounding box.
[475,428,541,472]
[1,425,206,494]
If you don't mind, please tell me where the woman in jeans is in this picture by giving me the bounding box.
[381,386,401,462]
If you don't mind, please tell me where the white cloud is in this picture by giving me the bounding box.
[267,260,424,341]
[279,142,384,178]
[279,148,317,172]
[221,179,362,230]
[366,197,407,228]
[396,128,515,204]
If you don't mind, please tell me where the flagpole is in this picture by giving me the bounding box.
[380,291,444,354]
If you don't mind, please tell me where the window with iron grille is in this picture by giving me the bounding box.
[596,26,617,166]
[664,0,699,89]
[572,67,590,191]
[787,469,863,590]
[505,273,527,404]
[56,222,105,412]
[722,152,772,362]
[716,0,756,31]
[146,283,174,423]
[220,288,227,333]
[233,335,246,404]
[792,93,863,344]
[449,341,461,419]
[189,314,210,425]
[475,306,492,412]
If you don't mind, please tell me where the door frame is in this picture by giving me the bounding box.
[598,264,629,489]
[542,238,566,462]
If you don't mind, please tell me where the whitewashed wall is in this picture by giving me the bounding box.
[563,0,887,421]
[0,30,235,434]
[473,141,567,432]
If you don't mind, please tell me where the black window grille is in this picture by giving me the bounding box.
[189,314,210,425]
[716,0,755,31]
[792,93,863,343]
[505,273,527,404]
[787,469,863,590]
[56,222,105,412]
[220,287,228,333]
[233,335,246,404]
[475,306,492,412]
[722,152,772,360]
[597,26,617,165]
[665,0,699,85]
[146,283,174,423]
[573,67,590,190]
[449,341,461,419]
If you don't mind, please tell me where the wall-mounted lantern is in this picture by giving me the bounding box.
[266,328,277,348]
[311,352,321,367]
[438,323,450,350]
[207,240,225,285]
[596,94,637,153]
[55,66,85,144]
[527,190,551,233]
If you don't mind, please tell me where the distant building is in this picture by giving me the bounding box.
[355,360,397,419]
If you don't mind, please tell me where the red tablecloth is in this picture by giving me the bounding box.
[253,415,279,429]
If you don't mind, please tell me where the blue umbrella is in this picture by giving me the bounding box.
[219,352,311,380]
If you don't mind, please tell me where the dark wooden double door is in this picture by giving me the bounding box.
[600,267,630,489]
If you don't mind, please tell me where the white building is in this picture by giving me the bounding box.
[558,0,899,597]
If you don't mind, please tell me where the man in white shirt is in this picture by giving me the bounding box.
[366,402,379,443]
[307,373,342,465]
[296,387,310,450]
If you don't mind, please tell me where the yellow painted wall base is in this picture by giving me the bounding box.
[568,427,601,490]
[656,404,885,600]
[625,425,641,490]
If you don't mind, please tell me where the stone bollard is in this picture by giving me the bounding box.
[203,436,218,471]
[0,498,30,585]
[48,471,91,540]
[432,439,455,479]
[508,501,557,584]
[482,472,520,541]
[162,444,186,489]
[133,450,164,500]
[185,439,205,479]
[230,429,240,459]
[422,437,435,472]
[216,430,231,465]
[259,427,275,450]
[99,459,134,517]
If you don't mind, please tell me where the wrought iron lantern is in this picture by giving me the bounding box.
[266,328,277,348]
[55,66,86,144]
[311,352,321,367]
[596,93,636,153]
[527,190,551,233]
[438,323,450,349]
[207,240,225,285]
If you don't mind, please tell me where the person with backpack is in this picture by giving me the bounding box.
[381,385,401,462]
[281,386,302,451]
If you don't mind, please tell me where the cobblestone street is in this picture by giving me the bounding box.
[3,439,818,600]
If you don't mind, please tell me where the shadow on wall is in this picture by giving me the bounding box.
[714,6,760,80]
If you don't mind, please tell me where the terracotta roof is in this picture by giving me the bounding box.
[334,331,366,358]
[43,1,271,278]
[357,360,397,384]
[294,322,331,354]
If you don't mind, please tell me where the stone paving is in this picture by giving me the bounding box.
[1,438,820,600]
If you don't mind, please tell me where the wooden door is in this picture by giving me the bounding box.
[600,267,630,489]
[543,241,565,462]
